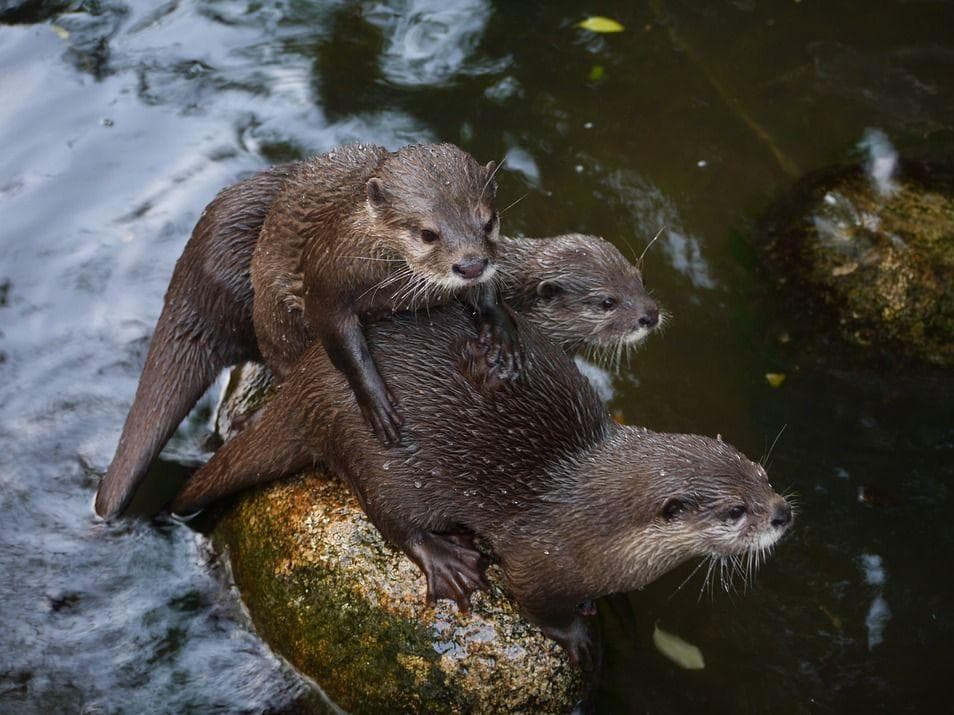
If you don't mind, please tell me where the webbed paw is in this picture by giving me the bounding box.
[408,531,491,612]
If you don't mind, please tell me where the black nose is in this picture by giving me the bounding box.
[453,258,488,280]
[638,306,659,328]
[771,503,792,529]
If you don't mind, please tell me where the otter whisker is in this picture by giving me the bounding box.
[479,153,507,204]
[340,255,405,262]
[359,265,412,303]
[698,554,719,602]
[499,192,529,216]
[761,423,787,469]
[638,226,666,271]
[669,556,710,600]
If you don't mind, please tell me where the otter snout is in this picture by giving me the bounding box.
[771,501,793,530]
[452,257,489,281]
[638,305,660,329]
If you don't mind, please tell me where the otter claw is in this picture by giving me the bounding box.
[360,383,403,445]
[540,616,599,671]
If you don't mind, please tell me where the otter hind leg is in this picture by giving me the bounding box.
[170,397,311,514]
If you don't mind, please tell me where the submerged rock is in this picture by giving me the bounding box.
[761,158,954,366]
[212,368,585,713]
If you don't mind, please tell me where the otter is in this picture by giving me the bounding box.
[249,142,516,445]
[95,153,658,520]
[96,143,519,519]
[171,305,792,669]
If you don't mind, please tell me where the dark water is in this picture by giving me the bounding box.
[1,1,952,711]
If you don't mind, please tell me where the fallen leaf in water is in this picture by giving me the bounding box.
[819,605,843,630]
[51,24,70,40]
[588,64,605,81]
[765,372,786,388]
[653,624,705,670]
[578,16,625,33]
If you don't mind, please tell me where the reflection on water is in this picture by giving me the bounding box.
[1,0,952,711]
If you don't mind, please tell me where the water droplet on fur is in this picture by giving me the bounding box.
[414,480,422,488]
[382,461,390,470]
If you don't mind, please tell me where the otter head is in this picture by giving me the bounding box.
[366,143,500,295]
[519,234,660,363]
[634,432,792,589]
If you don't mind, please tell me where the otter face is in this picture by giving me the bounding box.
[367,144,500,298]
[646,434,792,588]
[523,234,661,364]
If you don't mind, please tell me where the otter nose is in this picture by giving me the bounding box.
[638,306,659,328]
[453,257,488,280]
[771,503,792,529]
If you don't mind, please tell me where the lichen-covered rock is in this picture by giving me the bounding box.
[211,366,585,713]
[214,474,585,713]
[761,159,954,366]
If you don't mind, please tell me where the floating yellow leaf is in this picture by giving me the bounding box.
[765,372,786,388]
[588,64,605,82]
[653,624,705,670]
[51,24,70,40]
[577,16,625,33]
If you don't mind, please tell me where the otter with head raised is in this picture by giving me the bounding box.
[172,305,792,669]
[250,143,516,443]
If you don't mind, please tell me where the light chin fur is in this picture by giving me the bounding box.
[433,262,497,292]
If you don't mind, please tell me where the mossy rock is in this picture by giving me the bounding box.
[214,473,585,713]
[761,159,954,366]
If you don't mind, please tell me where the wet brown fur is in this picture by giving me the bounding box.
[95,149,657,519]
[172,305,791,668]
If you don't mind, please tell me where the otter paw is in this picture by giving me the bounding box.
[358,382,403,446]
[478,319,523,381]
[540,617,599,672]
[409,532,491,612]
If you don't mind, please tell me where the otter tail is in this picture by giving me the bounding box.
[95,307,242,519]
[170,395,311,514]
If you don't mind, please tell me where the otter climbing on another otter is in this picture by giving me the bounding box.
[96,143,520,519]
[172,304,792,669]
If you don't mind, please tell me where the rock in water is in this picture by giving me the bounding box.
[211,368,584,713]
[761,159,954,367]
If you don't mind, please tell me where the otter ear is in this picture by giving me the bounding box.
[536,279,563,300]
[366,177,388,207]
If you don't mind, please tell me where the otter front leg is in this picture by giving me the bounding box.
[527,605,601,671]
[319,310,403,445]
[476,285,523,378]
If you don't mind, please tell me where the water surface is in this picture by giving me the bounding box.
[1,1,952,711]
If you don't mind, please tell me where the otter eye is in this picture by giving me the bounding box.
[727,505,747,521]
[420,229,440,244]
[483,212,498,234]
[601,297,617,311]
[662,498,686,521]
